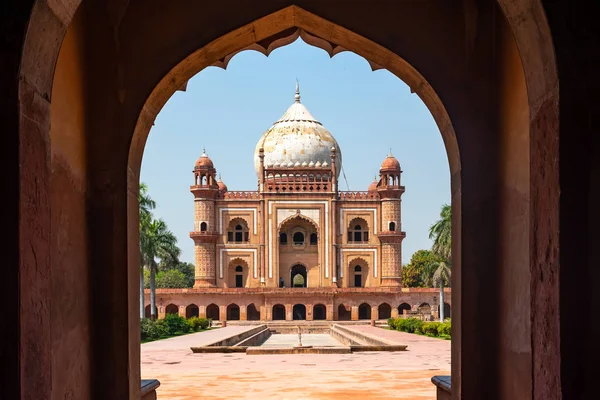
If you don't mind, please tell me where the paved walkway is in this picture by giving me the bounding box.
[141,325,451,399]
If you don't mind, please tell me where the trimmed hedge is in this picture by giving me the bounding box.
[387,317,451,339]
[141,315,211,341]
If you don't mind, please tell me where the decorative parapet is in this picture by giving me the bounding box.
[338,191,380,200]
[217,191,260,200]
[377,231,406,243]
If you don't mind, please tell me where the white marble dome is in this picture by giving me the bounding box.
[254,83,342,178]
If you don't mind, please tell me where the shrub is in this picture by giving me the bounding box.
[154,319,171,337]
[187,317,210,332]
[403,318,424,334]
[387,318,396,329]
[163,314,190,335]
[140,318,161,340]
[422,321,442,336]
[438,321,451,336]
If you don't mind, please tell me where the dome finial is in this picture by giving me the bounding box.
[388,147,393,157]
[295,78,300,103]
[202,146,206,155]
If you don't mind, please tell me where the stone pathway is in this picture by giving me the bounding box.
[141,325,451,399]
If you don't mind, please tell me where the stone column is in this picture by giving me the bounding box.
[307,306,314,321]
[240,305,247,321]
[179,306,186,318]
[199,305,206,319]
[219,305,226,322]
[391,308,399,319]
[286,304,293,321]
[371,306,379,321]
[351,306,359,321]
[327,304,334,321]
[158,306,165,320]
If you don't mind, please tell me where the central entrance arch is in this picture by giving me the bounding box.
[291,264,307,288]
[293,304,307,320]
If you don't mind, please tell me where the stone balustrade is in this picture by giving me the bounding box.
[338,191,380,200]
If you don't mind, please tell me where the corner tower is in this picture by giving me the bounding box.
[377,151,406,286]
[190,149,219,287]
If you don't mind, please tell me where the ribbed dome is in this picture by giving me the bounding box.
[217,177,228,192]
[195,148,214,169]
[380,152,401,172]
[368,177,379,192]
[254,82,342,178]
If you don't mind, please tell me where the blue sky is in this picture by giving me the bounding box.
[141,38,450,265]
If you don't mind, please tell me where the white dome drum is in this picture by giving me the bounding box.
[254,83,342,178]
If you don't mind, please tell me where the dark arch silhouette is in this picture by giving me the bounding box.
[272,304,286,321]
[398,303,411,316]
[186,304,199,318]
[438,302,451,319]
[378,303,392,319]
[144,304,151,318]
[247,303,261,321]
[293,304,306,320]
[226,304,240,320]
[165,304,178,316]
[358,303,371,320]
[206,304,220,321]
[338,304,351,321]
[313,304,326,320]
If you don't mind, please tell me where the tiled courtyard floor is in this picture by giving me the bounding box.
[141,325,450,399]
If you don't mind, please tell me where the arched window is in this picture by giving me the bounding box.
[293,232,304,245]
[280,232,288,244]
[227,219,249,243]
[348,218,369,243]
[235,265,243,288]
[354,265,363,288]
[389,221,396,232]
[200,222,207,232]
[310,233,318,245]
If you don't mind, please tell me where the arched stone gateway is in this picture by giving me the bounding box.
[338,304,351,321]
[165,304,178,316]
[186,304,199,318]
[206,304,220,321]
[272,304,286,321]
[378,303,392,320]
[10,0,579,398]
[144,305,151,319]
[313,304,327,320]
[293,304,307,320]
[227,304,240,321]
[358,303,371,320]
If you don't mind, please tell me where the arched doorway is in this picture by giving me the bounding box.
[247,304,261,321]
[419,303,431,317]
[272,304,286,321]
[337,304,351,321]
[378,303,392,319]
[235,265,243,288]
[206,304,220,321]
[186,304,199,318]
[165,304,178,316]
[358,303,371,320]
[227,304,240,321]
[354,265,363,288]
[293,304,306,320]
[144,305,151,319]
[398,303,411,316]
[313,304,327,320]
[291,264,307,288]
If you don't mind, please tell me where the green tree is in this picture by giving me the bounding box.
[139,182,156,318]
[403,250,442,287]
[141,218,180,319]
[156,269,188,288]
[158,260,195,288]
[429,203,452,260]
[422,260,451,321]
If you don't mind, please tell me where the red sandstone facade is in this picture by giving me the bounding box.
[146,86,451,321]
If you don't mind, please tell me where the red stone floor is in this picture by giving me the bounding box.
[141,325,450,399]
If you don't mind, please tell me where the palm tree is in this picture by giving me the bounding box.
[423,260,451,321]
[139,183,156,318]
[141,218,180,319]
[429,204,452,260]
